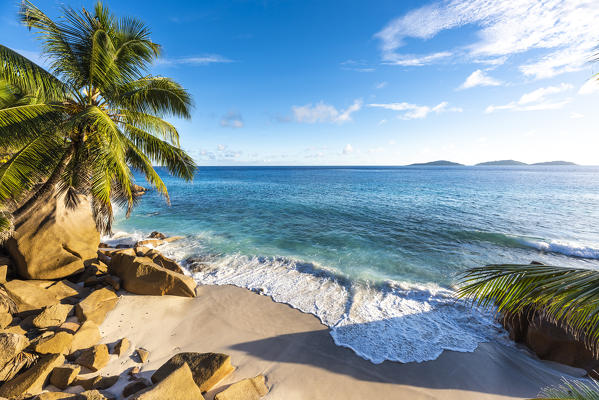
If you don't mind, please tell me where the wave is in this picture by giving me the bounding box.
[106,230,507,364]
[457,231,599,260]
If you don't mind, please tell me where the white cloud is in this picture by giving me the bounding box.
[459,69,501,89]
[156,54,232,66]
[368,101,462,120]
[518,83,572,104]
[216,144,227,151]
[292,99,363,124]
[485,83,573,112]
[375,81,388,89]
[578,78,599,95]
[382,51,452,66]
[220,111,244,128]
[375,0,599,79]
[342,144,354,155]
[570,112,584,119]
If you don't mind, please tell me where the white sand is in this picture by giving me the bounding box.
[95,285,585,400]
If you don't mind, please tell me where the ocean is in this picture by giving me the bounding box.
[105,165,599,364]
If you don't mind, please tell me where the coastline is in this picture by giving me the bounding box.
[97,284,584,400]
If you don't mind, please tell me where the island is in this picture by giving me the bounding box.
[407,160,464,166]
[531,161,577,166]
[476,160,528,166]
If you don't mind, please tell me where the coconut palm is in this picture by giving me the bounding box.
[0,1,195,235]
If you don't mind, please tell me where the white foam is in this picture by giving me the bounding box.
[518,238,599,260]
[107,231,507,364]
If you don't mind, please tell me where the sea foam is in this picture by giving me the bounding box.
[106,231,507,364]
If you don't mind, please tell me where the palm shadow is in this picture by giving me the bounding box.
[230,315,581,398]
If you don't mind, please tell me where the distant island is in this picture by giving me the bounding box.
[531,161,577,166]
[408,160,464,166]
[407,160,578,167]
[476,160,528,166]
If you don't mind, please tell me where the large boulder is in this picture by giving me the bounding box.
[151,352,234,392]
[6,194,100,279]
[0,353,64,397]
[110,250,196,297]
[214,375,269,400]
[133,363,204,400]
[502,310,599,374]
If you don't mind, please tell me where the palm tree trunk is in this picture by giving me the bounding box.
[12,144,74,223]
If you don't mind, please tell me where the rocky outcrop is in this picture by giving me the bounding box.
[133,363,204,400]
[2,280,80,313]
[69,321,101,354]
[110,249,196,297]
[215,375,269,400]
[151,352,234,392]
[6,194,100,279]
[502,310,599,374]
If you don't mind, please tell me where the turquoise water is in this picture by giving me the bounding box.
[110,166,599,363]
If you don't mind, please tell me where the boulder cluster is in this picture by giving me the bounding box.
[0,231,269,400]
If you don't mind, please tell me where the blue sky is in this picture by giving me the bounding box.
[2,0,599,165]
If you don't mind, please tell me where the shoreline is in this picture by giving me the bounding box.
[97,284,584,400]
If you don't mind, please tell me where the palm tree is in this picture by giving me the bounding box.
[0,1,196,235]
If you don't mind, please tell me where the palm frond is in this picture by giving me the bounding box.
[118,110,180,145]
[0,134,64,203]
[124,124,196,180]
[457,264,599,354]
[0,103,60,149]
[537,378,599,399]
[113,76,192,118]
[0,44,66,100]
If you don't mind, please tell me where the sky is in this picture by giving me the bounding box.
[1,0,599,165]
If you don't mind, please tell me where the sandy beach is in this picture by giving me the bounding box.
[93,284,584,400]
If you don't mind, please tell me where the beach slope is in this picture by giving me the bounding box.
[99,285,583,400]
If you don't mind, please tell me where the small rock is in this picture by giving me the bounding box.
[58,321,80,334]
[75,344,110,372]
[151,352,234,392]
[68,321,101,353]
[0,353,64,397]
[148,231,166,240]
[136,348,149,363]
[0,332,29,370]
[50,365,81,389]
[75,288,119,325]
[33,331,74,355]
[135,239,165,248]
[100,275,120,291]
[0,265,7,284]
[122,379,151,397]
[33,392,75,399]
[33,304,74,329]
[129,366,140,376]
[164,236,184,243]
[75,375,118,390]
[79,390,111,400]
[113,338,129,357]
[132,364,203,400]
[214,375,269,400]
